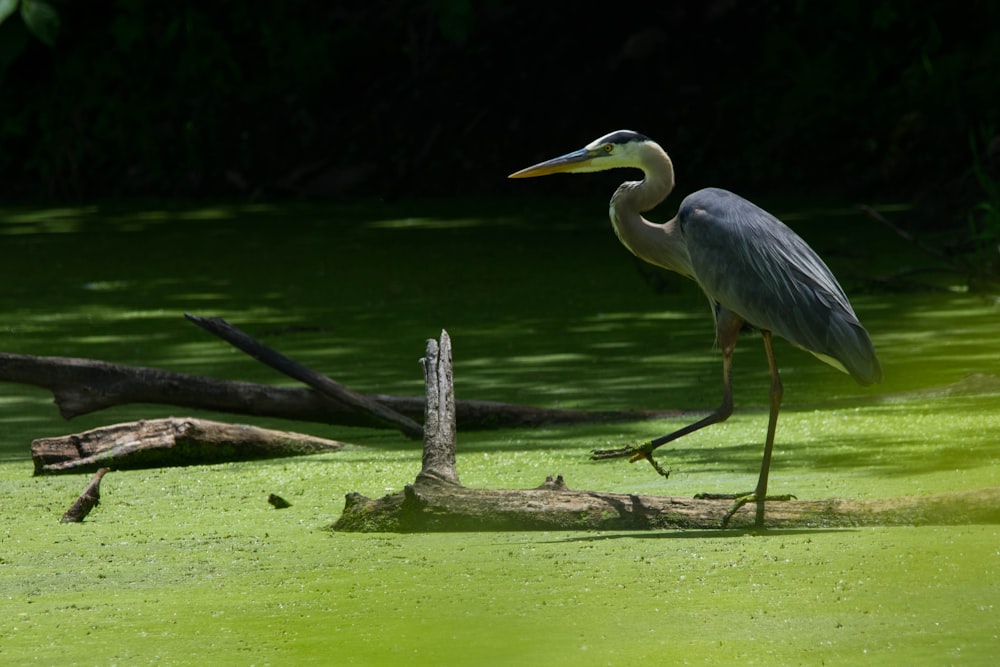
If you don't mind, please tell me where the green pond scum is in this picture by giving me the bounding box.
[1,199,999,665]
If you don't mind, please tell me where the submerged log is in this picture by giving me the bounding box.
[0,352,683,431]
[32,417,345,475]
[331,332,1000,532]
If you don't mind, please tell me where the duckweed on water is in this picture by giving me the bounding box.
[1,200,999,665]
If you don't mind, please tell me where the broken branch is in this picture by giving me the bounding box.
[185,313,424,440]
[60,468,110,523]
[32,417,344,475]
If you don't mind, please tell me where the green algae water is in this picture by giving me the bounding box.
[1,200,998,665]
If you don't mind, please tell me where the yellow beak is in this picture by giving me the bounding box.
[507,148,594,178]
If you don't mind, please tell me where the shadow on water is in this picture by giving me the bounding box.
[546,528,856,543]
[0,199,998,466]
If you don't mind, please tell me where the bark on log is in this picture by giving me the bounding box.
[331,332,1000,532]
[416,331,460,486]
[185,313,424,440]
[60,468,110,523]
[32,417,345,475]
[0,352,683,430]
[333,477,1000,532]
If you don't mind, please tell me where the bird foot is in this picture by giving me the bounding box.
[590,443,670,478]
[698,492,796,529]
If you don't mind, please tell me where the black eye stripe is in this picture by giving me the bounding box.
[601,130,650,145]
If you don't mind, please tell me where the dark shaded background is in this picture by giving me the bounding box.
[2,1,998,229]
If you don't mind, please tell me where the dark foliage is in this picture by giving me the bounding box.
[1,1,998,229]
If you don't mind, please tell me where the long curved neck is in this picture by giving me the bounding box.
[608,145,693,278]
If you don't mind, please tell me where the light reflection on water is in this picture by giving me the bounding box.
[0,201,997,464]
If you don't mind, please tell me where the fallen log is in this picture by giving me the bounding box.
[0,351,684,430]
[334,476,1000,532]
[332,332,1000,532]
[185,313,424,440]
[32,417,345,475]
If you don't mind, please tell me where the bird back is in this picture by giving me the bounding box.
[678,188,882,385]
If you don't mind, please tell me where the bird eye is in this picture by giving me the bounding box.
[603,144,614,153]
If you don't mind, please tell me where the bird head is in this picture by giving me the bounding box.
[508,130,652,178]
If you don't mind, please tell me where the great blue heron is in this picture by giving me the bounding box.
[509,130,882,527]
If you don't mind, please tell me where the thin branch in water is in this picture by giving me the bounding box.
[856,204,962,267]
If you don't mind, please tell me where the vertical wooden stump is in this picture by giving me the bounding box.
[416,330,460,486]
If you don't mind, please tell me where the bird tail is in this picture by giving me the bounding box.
[821,317,882,385]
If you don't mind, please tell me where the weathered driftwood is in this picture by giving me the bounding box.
[32,417,345,475]
[185,313,424,440]
[0,351,683,430]
[60,467,110,522]
[332,333,1000,532]
[416,331,460,486]
[334,476,1000,532]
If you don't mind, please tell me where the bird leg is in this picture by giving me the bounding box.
[590,310,742,476]
[715,330,795,528]
[592,387,735,477]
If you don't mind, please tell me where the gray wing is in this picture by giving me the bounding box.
[678,188,882,385]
